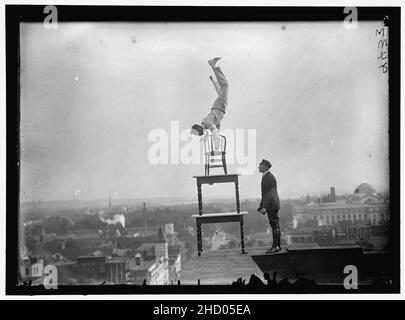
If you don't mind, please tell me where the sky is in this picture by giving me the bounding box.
[19,21,389,202]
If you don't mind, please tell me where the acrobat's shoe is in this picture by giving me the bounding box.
[208,57,221,67]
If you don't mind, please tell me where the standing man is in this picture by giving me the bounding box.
[257,159,281,253]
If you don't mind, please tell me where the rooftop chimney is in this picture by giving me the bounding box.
[330,187,336,202]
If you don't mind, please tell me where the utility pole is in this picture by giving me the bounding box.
[143,202,147,237]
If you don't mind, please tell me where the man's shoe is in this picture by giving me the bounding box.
[266,246,282,254]
[265,246,278,254]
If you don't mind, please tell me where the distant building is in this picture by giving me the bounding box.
[130,227,171,285]
[19,256,44,281]
[126,249,174,285]
[126,253,156,284]
[313,227,356,246]
[105,258,127,284]
[148,257,169,285]
[134,226,183,284]
[49,254,77,285]
[150,227,170,284]
[135,243,156,260]
[69,226,181,285]
[246,232,272,247]
[168,244,182,283]
[287,184,389,250]
[286,221,389,249]
[285,228,317,246]
[76,256,106,282]
[168,254,182,283]
[292,184,389,228]
[345,225,372,242]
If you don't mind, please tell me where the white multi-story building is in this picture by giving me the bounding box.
[148,256,169,285]
[292,184,389,228]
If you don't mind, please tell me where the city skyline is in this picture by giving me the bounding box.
[19,183,388,206]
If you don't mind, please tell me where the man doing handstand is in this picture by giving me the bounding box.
[190,57,229,148]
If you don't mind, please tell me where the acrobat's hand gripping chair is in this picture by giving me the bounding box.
[203,134,227,176]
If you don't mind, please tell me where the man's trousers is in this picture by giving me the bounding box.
[267,210,281,248]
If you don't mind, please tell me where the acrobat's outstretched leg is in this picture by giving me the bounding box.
[210,75,221,95]
[208,58,229,108]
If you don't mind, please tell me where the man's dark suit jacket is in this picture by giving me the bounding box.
[260,171,280,213]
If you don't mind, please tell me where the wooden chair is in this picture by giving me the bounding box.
[203,134,227,176]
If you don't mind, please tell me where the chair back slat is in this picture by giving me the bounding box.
[203,134,228,176]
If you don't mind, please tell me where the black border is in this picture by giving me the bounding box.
[6,5,401,295]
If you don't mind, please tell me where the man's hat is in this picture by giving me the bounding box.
[259,159,272,168]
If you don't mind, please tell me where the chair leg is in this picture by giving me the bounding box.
[222,155,228,175]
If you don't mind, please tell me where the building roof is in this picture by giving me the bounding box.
[354,183,376,195]
[106,257,130,264]
[135,243,155,252]
[77,256,106,262]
